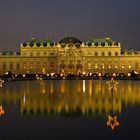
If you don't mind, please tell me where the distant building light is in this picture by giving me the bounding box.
[127,73,131,77]
[5,72,8,75]
[134,71,139,74]
[51,73,55,76]
[98,73,101,77]
[113,73,116,77]
[128,65,131,69]
[83,72,85,75]
[115,65,118,69]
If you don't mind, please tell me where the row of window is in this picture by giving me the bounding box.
[2,63,20,70]
[22,51,55,57]
[86,62,139,69]
[87,52,119,56]
[21,51,119,57]
[1,61,139,71]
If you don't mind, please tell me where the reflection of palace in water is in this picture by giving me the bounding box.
[0,80,140,117]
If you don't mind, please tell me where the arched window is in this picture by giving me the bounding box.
[108,52,111,56]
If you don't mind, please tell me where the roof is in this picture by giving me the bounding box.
[59,37,82,44]
[22,38,54,47]
[87,37,114,44]
[0,51,19,55]
[25,38,53,44]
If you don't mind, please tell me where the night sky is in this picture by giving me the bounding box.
[0,0,140,51]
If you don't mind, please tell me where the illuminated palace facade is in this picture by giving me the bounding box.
[0,37,140,75]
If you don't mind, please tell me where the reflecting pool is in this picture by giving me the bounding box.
[0,80,140,140]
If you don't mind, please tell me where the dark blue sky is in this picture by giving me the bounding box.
[0,0,140,51]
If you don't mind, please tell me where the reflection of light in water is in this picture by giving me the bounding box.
[83,80,85,93]
[50,80,53,94]
[42,89,46,94]
[23,93,26,106]
[60,80,65,93]
[89,80,92,96]
[2,80,140,117]
[39,81,46,94]
[77,80,82,93]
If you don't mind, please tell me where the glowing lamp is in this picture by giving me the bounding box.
[127,73,131,77]
[83,72,85,75]
[113,73,116,77]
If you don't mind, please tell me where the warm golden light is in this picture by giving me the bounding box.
[98,73,102,77]
[0,106,5,116]
[107,115,119,130]
[82,72,85,75]
[127,73,131,77]
[106,78,118,90]
[82,80,86,93]
[0,79,4,87]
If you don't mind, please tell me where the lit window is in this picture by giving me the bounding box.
[88,62,92,69]
[115,65,118,69]
[108,62,111,69]
[94,62,98,69]
[121,62,125,69]
[114,62,118,69]
[101,63,105,69]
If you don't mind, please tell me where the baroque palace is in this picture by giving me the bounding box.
[0,37,140,75]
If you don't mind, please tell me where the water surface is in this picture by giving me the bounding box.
[0,80,140,140]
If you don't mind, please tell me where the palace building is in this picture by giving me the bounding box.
[0,37,140,75]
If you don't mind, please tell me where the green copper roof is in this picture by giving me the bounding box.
[87,38,114,43]
[59,37,82,44]
[25,38,54,44]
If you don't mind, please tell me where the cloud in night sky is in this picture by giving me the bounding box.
[0,0,140,51]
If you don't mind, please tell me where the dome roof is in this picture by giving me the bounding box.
[59,37,82,44]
